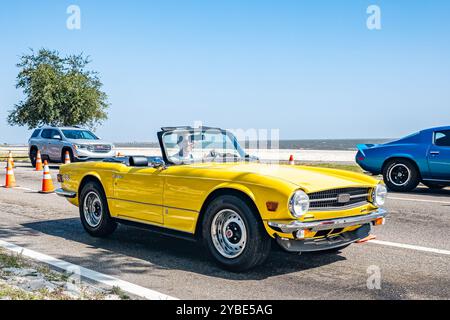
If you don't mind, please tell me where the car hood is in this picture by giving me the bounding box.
[185,162,378,192]
[66,139,113,145]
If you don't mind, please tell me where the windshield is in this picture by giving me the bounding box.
[62,130,99,140]
[162,129,246,165]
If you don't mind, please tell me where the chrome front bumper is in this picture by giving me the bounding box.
[268,208,387,233]
[55,188,77,199]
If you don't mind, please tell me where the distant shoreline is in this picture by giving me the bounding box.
[2,139,391,151]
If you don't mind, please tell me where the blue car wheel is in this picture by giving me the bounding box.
[383,159,420,192]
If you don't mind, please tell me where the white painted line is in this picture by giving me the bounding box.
[0,240,178,300]
[369,239,450,256]
[13,187,35,192]
[12,186,58,195]
[388,196,450,205]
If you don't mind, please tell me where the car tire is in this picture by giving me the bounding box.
[383,159,420,192]
[61,149,74,164]
[202,195,271,272]
[422,182,446,190]
[29,148,37,167]
[79,181,117,237]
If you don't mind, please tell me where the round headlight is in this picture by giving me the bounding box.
[372,184,387,206]
[289,190,310,218]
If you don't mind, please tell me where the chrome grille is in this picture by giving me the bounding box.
[308,187,370,211]
[87,144,112,153]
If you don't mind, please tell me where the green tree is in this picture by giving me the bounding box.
[8,48,108,129]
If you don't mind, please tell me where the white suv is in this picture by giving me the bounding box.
[28,126,115,166]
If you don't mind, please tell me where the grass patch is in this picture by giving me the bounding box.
[111,286,130,300]
[0,282,41,300]
[0,249,27,269]
[298,162,363,173]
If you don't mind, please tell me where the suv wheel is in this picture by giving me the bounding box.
[29,148,37,167]
[61,149,74,164]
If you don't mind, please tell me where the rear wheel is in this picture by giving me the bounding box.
[79,181,117,237]
[202,195,271,272]
[383,159,420,192]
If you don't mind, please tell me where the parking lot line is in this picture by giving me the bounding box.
[12,186,58,195]
[0,239,178,300]
[369,239,450,256]
[388,196,450,205]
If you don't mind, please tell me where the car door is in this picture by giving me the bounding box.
[112,165,164,225]
[39,129,53,158]
[427,130,450,180]
[48,129,63,160]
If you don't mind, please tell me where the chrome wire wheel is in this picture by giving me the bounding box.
[388,164,411,186]
[83,191,103,228]
[210,209,247,259]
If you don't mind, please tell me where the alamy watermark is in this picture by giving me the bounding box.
[67,5,81,30]
[366,265,382,289]
[367,5,382,30]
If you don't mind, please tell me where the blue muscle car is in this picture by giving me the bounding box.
[356,126,450,192]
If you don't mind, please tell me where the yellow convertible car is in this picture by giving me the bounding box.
[56,126,388,271]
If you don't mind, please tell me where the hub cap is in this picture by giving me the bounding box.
[83,191,103,228]
[211,209,247,259]
[388,164,411,186]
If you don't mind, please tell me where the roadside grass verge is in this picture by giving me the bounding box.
[0,248,123,300]
[297,162,363,173]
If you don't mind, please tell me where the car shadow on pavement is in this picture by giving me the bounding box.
[399,186,450,196]
[16,218,346,280]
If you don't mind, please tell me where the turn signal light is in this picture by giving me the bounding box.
[373,218,385,226]
[266,201,279,212]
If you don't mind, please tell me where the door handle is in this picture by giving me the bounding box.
[430,151,440,155]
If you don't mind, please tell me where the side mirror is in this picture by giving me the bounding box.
[53,135,62,140]
[150,158,166,169]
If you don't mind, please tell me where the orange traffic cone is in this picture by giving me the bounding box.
[39,160,55,194]
[8,151,15,168]
[64,151,71,164]
[4,158,16,188]
[35,150,43,171]
[289,155,295,165]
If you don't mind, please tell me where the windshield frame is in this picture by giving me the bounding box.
[158,128,247,165]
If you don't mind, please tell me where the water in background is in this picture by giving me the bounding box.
[115,139,392,151]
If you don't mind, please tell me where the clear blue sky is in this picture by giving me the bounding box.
[1,0,449,143]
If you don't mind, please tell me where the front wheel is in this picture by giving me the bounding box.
[383,159,420,192]
[61,149,74,164]
[202,195,271,272]
[79,181,117,237]
[30,148,37,167]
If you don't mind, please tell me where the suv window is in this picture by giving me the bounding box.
[61,130,98,140]
[31,129,41,138]
[41,129,53,139]
[435,130,450,147]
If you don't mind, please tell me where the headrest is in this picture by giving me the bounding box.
[129,156,149,167]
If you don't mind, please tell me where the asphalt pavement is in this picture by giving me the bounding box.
[0,163,449,299]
